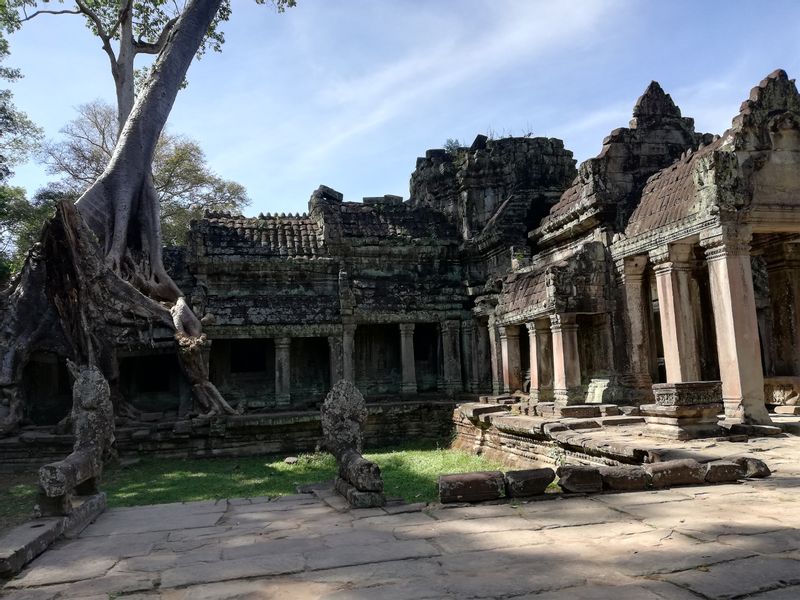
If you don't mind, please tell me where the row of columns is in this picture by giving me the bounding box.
[334,321,464,396]
[620,228,772,423]
[493,314,583,406]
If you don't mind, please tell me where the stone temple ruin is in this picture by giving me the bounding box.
[3,69,800,469]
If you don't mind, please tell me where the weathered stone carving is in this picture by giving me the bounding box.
[321,380,385,507]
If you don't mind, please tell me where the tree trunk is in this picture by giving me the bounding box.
[0,0,231,435]
[115,0,136,133]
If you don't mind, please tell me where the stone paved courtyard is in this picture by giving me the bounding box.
[2,435,800,600]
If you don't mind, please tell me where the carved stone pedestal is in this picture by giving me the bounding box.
[641,381,723,440]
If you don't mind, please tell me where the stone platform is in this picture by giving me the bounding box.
[2,434,800,599]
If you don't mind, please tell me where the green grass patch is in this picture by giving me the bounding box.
[0,442,505,533]
[0,473,38,532]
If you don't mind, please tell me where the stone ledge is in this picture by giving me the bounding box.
[0,492,106,578]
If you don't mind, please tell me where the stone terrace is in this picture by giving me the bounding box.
[3,434,799,599]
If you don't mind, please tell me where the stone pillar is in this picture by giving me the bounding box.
[487,316,504,395]
[532,320,554,401]
[461,321,479,393]
[550,313,582,405]
[342,323,356,383]
[275,337,291,408]
[441,320,463,395]
[702,230,772,424]
[619,255,654,399]
[328,335,344,385]
[499,325,522,394]
[476,320,492,392]
[399,323,417,395]
[765,243,800,376]
[650,244,701,383]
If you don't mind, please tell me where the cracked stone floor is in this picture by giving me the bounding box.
[2,435,800,599]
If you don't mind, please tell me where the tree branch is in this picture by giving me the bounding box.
[19,8,81,22]
[133,16,179,55]
[74,0,118,75]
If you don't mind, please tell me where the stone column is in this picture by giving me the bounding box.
[619,255,654,398]
[534,320,554,401]
[476,320,492,392]
[650,244,701,383]
[487,316,504,395]
[328,335,344,385]
[441,320,463,395]
[701,230,772,424]
[399,323,417,395]
[342,323,356,382]
[499,325,522,394]
[550,313,582,405]
[461,320,479,393]
[275,337,291,408]
[765,243,800,376]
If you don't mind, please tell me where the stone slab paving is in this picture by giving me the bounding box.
[2,435,800,599]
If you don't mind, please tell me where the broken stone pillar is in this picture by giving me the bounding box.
[499,325,522,394]
[461,320,480,393]
[321,380,385,508]
[399,323,417,395]
[701,229,772,424]
[619,255,654,400]
[488,316,504,395]
[650,243,701,383]
[764,243,800,376]
[342,323,356,382]
[328,335,344,385]
[275,337,291,408]
[550,313,582,405]
[641,381,723,439]
[441,320,463,395]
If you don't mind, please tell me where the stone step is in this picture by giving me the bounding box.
[557,405,602,418]
[773,405,800,415]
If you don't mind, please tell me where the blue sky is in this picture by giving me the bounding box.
[6,0,800,215]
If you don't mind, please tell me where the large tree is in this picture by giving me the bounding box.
[0,0,294,435]
[0,35,42,283]
[43,100,249,245]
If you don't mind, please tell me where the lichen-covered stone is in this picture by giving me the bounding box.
[598,465,650,491]
[504,468,555,497]
[644,459,705,488]
[321,380,368,458]
[556,465,603,493]
[439,471,505,503]
[733,456,771,479]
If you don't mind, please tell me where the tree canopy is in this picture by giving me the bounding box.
[43,100,248,245]
[0,0,295,128]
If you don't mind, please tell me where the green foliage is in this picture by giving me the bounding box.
[42,100,249,245]
[0,1,297,76]
[443,138,463,156]
[0,472,37,533]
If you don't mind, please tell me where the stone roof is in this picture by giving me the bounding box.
[200,212,325,258]
[534,81,700,247]
[338,202,457,241]
[624,138,722,238]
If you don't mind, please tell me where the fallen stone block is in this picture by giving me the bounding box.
[733,456,771,478]
[598,465,650,491]
[644,459,705,487]
[773,405,800,415]
[504,468,555,497]
[439,471,504,503]
[704,460,744,483]
[556,465,602,493]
